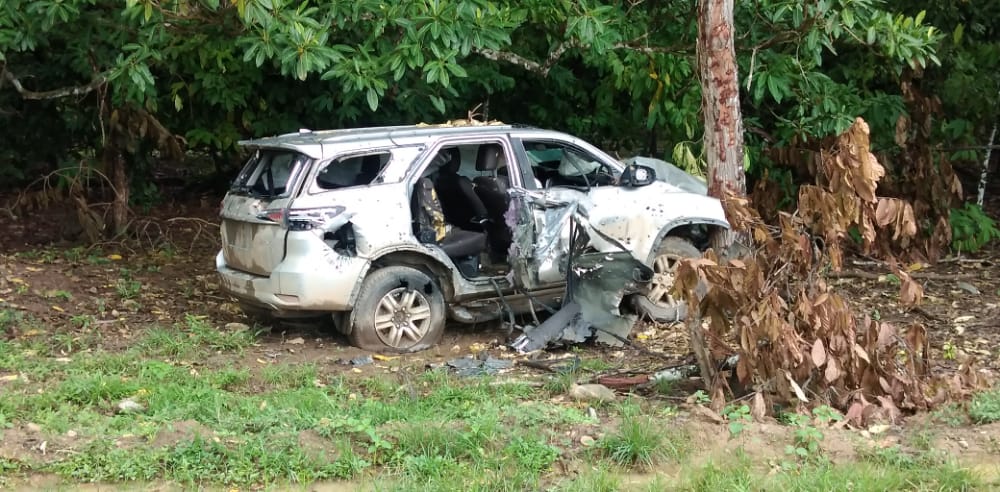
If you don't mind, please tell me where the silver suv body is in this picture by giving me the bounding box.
[216,123,728,352]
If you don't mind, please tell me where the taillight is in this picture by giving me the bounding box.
[257,209,285,223]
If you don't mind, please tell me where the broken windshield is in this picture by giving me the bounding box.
[231,149,309,199]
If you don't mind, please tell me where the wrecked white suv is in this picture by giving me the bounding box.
[216,122,729,352]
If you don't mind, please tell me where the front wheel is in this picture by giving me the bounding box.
[632,237,700,322]
[349,266,446,353]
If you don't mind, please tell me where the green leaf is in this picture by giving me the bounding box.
[767,74,784,103]
[430,95,445,114]
[446,63,467,78]
[365,88,379,112]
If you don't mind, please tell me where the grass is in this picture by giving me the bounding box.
[0,311,995,490]
[0,327,619,489]
[597,415,689,469]
[681,446,979,491]
[968,386,1000,424]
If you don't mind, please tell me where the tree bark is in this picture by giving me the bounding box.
[978,115,997,207]
[697,0,746,250]
[104,140,130,239]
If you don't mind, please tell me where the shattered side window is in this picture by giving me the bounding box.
[315,152,391,190]
[521,141,616,188]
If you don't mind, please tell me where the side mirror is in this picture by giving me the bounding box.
[620,164,656,187]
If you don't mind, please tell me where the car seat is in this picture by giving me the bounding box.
[411,177,487,277]
[472,144,514,260]
[433,147,489,231]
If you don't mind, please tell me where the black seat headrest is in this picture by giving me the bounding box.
[475,144,502,172]
[442,147,462,174]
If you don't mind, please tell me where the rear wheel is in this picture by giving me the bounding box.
[632,237,700,322]
[349,266,446,353]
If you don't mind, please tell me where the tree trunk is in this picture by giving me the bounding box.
[105,144,130,239]
[697,0,746,251]
[978,116,997,207]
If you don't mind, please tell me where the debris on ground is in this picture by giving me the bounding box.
[442,356,514,377]
[116,398,145,414]
[339,355,374,367]
[568,383,617,403]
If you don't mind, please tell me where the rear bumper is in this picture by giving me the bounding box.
[215,242,368,312]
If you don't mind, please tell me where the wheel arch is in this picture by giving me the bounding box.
[645,218,729,264]
[343,249,455,336]
[348,247,457,304]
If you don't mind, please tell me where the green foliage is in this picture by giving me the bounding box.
[723,403,752,437]
[779,406,842,467]
[1,0,957,191]
[115,279,142,300]
[949,203,1000,253]
[968,387,1000,424]
[597,416,687,469]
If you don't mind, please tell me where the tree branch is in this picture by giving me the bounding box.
[473,38,689,77]
[2,68,108,100]
[473,41,577,77]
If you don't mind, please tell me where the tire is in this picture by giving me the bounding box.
[632,237,700,322]
[349,266,446,353]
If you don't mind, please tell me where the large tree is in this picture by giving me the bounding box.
[697,0,745,250]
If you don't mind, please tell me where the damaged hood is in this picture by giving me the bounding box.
[623,156,708,195]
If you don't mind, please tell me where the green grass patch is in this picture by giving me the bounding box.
[49,435,365,485]
[969,387,1000,424]
[552,465,621,492]
[136,315,257,359]
[597,415,689,469]
[682,446,979,491]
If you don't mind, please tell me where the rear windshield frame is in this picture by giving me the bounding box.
[230,148,311,199]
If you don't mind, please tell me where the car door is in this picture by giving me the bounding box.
[505,137,595,291]
[219,148,311,276]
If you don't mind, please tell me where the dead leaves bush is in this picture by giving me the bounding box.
[675,118,987,425]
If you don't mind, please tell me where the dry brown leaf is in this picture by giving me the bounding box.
[854,344,871,364]
[844,401,866,427]
[825,357,841,383]
[898,272,924,307]
[785,371,809,402]
[811,338,827,368]
[751,392,767,422]
[876,323,896,350]
[875,198,898,227]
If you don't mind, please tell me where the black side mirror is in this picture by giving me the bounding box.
[620,164,656,187]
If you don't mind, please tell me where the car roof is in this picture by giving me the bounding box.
[235,122,608,162]
[239,121,530,152]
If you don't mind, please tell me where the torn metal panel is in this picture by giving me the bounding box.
[570,251,649,346]
[510,217,653,351]
[510,302,582,352]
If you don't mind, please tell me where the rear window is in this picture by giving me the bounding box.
[231,149,309,198]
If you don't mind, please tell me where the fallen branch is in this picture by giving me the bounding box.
[828,270,973,281]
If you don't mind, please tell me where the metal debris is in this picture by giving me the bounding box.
[445,356,514,377]
[342,355,373,366]
[509,227,652,352]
